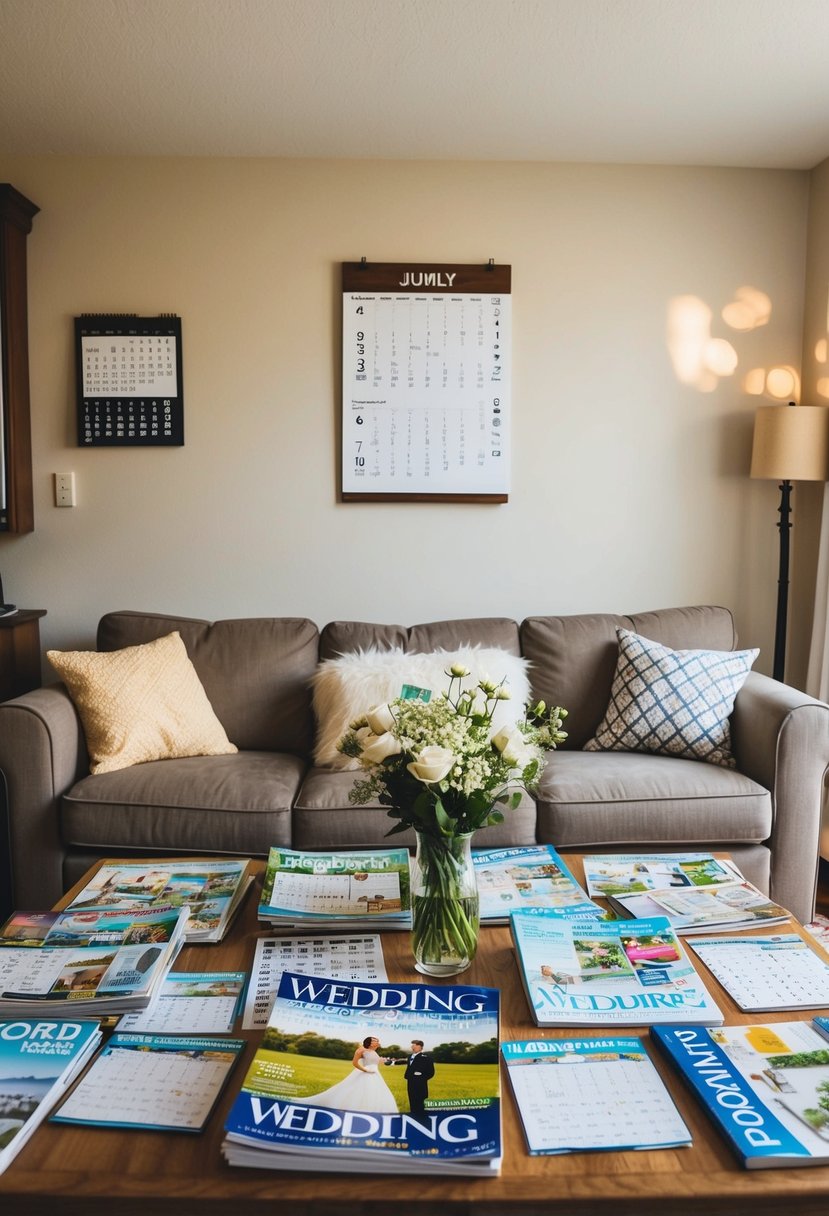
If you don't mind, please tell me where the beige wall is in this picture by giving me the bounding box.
[0,156,810,667]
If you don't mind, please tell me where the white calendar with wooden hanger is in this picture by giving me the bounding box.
[342,262,511,501]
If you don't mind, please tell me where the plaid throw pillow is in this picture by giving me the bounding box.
[583,628,758,768]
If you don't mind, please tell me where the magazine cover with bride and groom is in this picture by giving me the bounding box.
[222,972,501,1174]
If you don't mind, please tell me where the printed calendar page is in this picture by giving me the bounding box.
[52,1034,244,1132]
[342,262,510,500]
[502,1037,691,1154]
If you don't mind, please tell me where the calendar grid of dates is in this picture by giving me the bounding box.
[75,316,184,447]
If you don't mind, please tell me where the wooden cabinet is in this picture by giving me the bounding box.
[0,184,39,533]
[0,609,46,701]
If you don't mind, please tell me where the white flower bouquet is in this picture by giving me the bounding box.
[338,664,567,974]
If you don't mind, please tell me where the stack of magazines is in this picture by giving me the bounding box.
[61,857,253,942]
[223,971,502,1175]
[0,904,189,1015]
[582,853,790,933]
[258,847,413,931]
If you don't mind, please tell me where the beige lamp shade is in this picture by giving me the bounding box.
[750,405,829,481]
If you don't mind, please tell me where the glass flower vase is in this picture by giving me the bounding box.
[411,830,480,976]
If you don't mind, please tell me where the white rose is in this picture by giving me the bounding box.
[407,745,455,784]
[366,703,396,734]
[493,726,532,768]
[360,731,402,764]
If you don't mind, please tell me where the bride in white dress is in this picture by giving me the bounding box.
[299,1036,399,1112]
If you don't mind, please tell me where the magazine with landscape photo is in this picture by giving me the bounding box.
[652,1020,829,1167]
[582,853,740,898]
[0,1018,102,1175]
[472,845,603,923]
[62,858,253,942]
[223,971,501,1174]
[511,909,723,1027]
[258,847,412,930]
[0,905,189,1015]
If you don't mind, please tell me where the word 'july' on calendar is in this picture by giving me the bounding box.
[341,262,511,499]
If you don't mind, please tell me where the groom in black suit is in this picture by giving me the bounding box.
[403,1039,434,1116]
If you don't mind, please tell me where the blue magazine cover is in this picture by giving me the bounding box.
[652,1021,829,1167]
[223,971,501,1174]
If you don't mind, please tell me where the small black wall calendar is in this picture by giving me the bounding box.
[341,262,511,502]
[74,314,184,447]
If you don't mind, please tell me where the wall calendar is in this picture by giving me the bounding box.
[74,314,184,447]
[341,261,511,501]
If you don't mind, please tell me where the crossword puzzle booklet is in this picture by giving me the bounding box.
[258,846,412,930]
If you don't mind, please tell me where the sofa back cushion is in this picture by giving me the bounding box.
[97,612,319,754]
[320,617,521,659]
[520,606,738,750]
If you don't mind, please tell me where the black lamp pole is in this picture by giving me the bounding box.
[773,479,792,683]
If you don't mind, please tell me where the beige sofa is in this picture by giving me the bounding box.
[1,605,826,924]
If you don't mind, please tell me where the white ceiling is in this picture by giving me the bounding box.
[2,0,829,169]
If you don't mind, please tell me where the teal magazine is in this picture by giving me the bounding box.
[511,909,722,1027]
[258,847,412,931]
[223,972,501,1174]
[0,1018,102,1175]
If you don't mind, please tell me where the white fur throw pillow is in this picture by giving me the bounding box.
[311,646,532,769]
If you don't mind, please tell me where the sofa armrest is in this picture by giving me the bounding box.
[0,684,88,909]
[732,670,829,924]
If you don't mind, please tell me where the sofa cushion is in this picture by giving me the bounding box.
[293,768,537,850]
[311,645,531,769]
[520,606,738,750]
[97,612,320,754]
[61,751,304,854]
[535,750,772,847]
[584,628,758,767]
[48,632,237,774]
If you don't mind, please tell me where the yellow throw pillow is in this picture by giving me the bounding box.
[48,631,237,774]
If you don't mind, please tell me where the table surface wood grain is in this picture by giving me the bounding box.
[1,854,828,1216]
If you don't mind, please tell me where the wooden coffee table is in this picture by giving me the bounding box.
[1,856,828,1215]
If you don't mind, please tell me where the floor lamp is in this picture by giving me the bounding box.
[750,403,829,682]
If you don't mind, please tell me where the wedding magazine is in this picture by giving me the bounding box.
[258,847,412,930]
[0,1018,102,1176]
[652,1020,829,1167]
[510,909,723,1027]
[223,971,502,1174]
[501,1035,691,1154]
[472,845,602,923]
[62,858,253,942]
